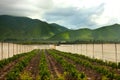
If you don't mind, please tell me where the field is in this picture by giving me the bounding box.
[56,44,120,62]
[0,49,120,80]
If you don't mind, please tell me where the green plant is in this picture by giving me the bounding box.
[19,71,32,80]
[52,50,120,79]
[39,50,51,80]
[6,50,38,79]
[48,50,86,80]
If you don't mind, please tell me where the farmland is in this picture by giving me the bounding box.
[0,49,120,80]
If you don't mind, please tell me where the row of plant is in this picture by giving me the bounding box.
[19,50,41,80]
[0,52,29,69]
[52,50,120,80]
[54,50,120,69]
[6,49,39,80]
[48,50,86,80]
[39,50,51,80]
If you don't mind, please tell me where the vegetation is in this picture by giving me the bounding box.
[0,15,68,42]
[0,49,120,80]
[48,50,86,80]
[52,50,120,80]
[50,24,120,43]
[0,52,28,69]
[19,70,32,80]
[0,15,120,43]
[6,50,38,80]
[39,50,51,80]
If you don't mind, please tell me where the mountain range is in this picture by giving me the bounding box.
[0,15,120,43]
[0,15,68,42]
[50,24,120,42]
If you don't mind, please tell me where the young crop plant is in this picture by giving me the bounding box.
[6,50,38,80]
[53,50,119,69]
[52,50,120,80]
[48,50,86,80]
[0,52,28,69]
[39,50,51,80]
[19,70,32,80]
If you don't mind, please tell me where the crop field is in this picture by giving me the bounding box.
[56,44,120,63]
[0,49,120,80]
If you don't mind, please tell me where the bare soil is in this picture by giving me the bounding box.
[20,52,41,80]
[46,51,64,80]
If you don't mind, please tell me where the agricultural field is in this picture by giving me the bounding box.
[0,49,120,80]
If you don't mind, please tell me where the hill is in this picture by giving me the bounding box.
[50,24,120,42]
[93,24,120,41]
[50,28,93,41]
[0,15,68,42]
[0,15,120,43]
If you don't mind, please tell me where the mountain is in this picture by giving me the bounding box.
[50,24,120,42]
[50,28,93,41]
[0,15,68,42]
[0,15,120,43]
[93,24,120,41]
[50,23,68,32]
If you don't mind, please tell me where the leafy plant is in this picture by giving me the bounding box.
[6,50,38,79]
[48,50,86,80]
[39,50,51,80]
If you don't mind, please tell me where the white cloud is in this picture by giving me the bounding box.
[92,0,120,27]
[0,0,120,29]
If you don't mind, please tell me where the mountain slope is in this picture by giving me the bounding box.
[50,28,93,41]
[50,24,120,42]
[93,24,120,41]
[0,15,68,41]
[0,15,120,43]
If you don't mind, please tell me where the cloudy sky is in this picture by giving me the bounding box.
[0,0,120,29]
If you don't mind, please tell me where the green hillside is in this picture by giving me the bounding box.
[50,28,93,41]
[0,15,68,42]
[93,24,120,41]
[0,15,120,43]
[50,24,120,42]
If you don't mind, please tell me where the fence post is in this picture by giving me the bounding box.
[86,43,87,56]
[8,43,9,58]
[102,43,104,60]
[77,44,79,54]
[13,43,14,55]
[81,44,82,54]
[16,44,18,54]
[115,43,117,64]
[1,42,3,60]
[93,43,94,58]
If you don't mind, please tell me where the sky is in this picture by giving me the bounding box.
[0,0,120,29]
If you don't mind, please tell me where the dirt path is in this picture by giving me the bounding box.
[20,52,41,80]
[57,54,102,80]
[45,51,64,80]
[0,56,25,79]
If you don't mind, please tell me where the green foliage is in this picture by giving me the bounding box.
[52,50,120,80]
[39,50,51,80]
[48,50,86,80]
[19,71,32,80]
[50,24,120,43]
[0,15,68,42]
[6,50,38,79]
[102,76,109,80]
[1,15,120,43]
[0,52,28,69]
[118,62,120,69]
